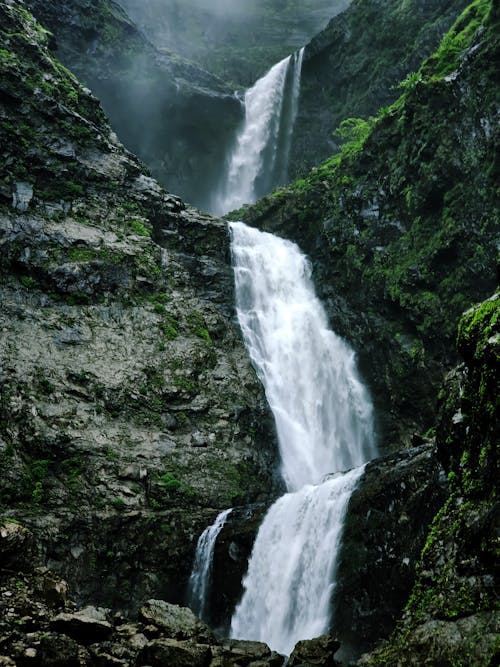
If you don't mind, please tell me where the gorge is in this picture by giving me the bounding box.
[0,1,498,666]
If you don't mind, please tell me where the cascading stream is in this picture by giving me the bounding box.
[213,48,305,216]
[229,222,377,656]
[188,508,232,622]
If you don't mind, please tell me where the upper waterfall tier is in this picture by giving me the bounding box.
[213,49,305,216]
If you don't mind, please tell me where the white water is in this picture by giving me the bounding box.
[213,49,304,216]
[188,508,232,621]
[279,47,305,185]
[230,222,374,491]
[229,222,376,655]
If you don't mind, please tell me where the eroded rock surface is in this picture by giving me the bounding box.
[0,0,278,610]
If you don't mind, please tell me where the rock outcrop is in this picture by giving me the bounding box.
[0,534,286,666]
[24,0,243,211]
[0,0,279,610]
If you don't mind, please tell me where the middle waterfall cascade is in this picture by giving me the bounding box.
[188,508,233,622]
[228,221,377,656]
[213,48,305,216]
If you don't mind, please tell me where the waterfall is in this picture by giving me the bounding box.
[229,222,376,656]
[213,48,305,216]
[279,47,305,186]
[188,508,232,622]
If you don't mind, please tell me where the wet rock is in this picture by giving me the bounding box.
[333,443,448,661]
[138,600,214,643]
[138,638,211,667]
[50,606,113,644]
[38,632,86,667]
[288,634,340,666]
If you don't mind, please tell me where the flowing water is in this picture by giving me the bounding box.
[229,222,377,656]
[188,508,233,622]
[213,49,305,216]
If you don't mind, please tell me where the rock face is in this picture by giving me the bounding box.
[333,443,448,662]
[291,0,471,179]
[25,0,243,211]
[0,0,279,611]
[232,0,498,453]
[365,292,499,666]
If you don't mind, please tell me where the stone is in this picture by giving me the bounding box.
[288,634,340,666]
[138,638,211,667]
[138,600,214,644]
[50,606,113,644]
[0,520,33,570]
[38,632,84,667]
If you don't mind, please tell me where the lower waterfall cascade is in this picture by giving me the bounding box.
[188,508,233,622]
[228,222,377,655]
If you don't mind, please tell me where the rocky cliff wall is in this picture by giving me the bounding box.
[24,0,243,211]
[365,292,499,666]
[0,0,279,610]
[290,0,471,180]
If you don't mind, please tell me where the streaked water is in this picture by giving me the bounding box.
[229,222,376,655]
[213,49,304,215]
[188,508,232,621]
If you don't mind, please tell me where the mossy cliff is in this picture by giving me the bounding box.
[231,0,499,452]
[0,0,279,609]
[24,0,243,211]
[365,292,499,666]
[291,0,471,179]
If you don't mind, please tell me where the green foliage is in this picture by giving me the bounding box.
[111,497,126,511]
[25,459,49,506]
[187,311,212,342]
[156,470,196,500]
[160,315,179,341]
[20,275,37,289]
[333,117,375,157]
[425,0,492,79]
[128,219,151,237]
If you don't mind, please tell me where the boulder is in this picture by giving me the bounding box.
[288,634,340,666]
[138,600,214,644]
[50,606,113,644]
[138,638,211,667]
[212,639,283,667]
[38,632,86,667]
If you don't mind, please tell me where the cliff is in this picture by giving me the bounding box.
[24,0,243,211]
[290,0,471,179]
[0,0,279,609]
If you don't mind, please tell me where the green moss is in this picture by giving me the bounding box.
[128,219,151,237]
[20,275,38,289]
[424,0,492,79]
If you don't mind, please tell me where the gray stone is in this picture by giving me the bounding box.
[139,600,214,644]
[138,638,211,667]
[50,606,113,644]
